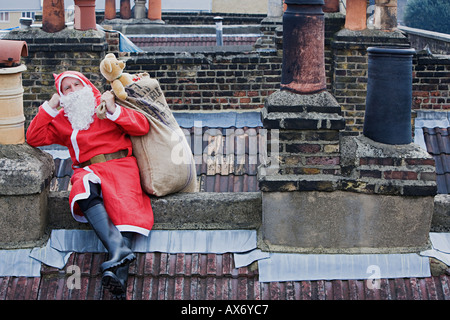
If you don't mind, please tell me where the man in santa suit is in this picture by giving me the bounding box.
[27,71,154,299]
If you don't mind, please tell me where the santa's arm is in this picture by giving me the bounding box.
[26,102,64,147]
[106,105,150,136]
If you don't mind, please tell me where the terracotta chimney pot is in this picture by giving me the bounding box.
[74,0,97,30]
[0,64,27,145]
[374,0,398,31]
[281,0,327,94]
[345,0,367,31]
[42,0,65,33]
[148,0,162,21]
[0,40,28,68]
[323,0,339,13]
[105,0,117,20]
[120,0,132,19]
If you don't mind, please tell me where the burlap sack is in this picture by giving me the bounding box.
[117,73,197,196]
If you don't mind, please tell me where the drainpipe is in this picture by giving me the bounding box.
[214,16,224,46]
[42,0,65,33]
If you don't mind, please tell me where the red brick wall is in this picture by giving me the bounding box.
[412,56,450,111]
[123,52,282,111]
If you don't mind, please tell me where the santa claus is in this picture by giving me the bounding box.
[26,71,154,299]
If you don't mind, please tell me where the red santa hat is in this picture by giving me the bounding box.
[53,71,102,105]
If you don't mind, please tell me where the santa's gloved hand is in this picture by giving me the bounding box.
[101,91,116,114]
[48,93,60,109]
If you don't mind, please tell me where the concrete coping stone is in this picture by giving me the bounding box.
[47,191,262,231]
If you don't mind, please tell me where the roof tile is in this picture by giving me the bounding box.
[1,252,450,300]
[422,127,450,193]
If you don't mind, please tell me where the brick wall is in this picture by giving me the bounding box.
[412,55,450,111]
[278,129,341,176]
[122,51,281,111]
[340,135,437,197]
[2,14,449,135]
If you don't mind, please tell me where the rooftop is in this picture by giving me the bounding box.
[1,8,450,302]
[1,228,450,301]
[1,111,450,301]
[2,252,450,301]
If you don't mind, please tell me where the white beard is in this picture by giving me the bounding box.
[60,85,97,131]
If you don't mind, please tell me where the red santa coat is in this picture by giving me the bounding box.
[26,71,154,236]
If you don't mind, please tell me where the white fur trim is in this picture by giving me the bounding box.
[70,170,102,223]
[42,101,59,117]
[71,129,80,162]
[116,225,150,237]
[106,104,122,121]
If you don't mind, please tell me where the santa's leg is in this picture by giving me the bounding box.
[77,183,136,273]
[83,203,136,272]
[102,231,134,299]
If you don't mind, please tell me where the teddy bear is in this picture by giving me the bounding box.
[100,53,134,101]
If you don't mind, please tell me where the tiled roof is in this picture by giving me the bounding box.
[2,252,450,300]
[48,125,265,193]
[423,127,450,194]
[0,252,450,300]
[5,115,449,301]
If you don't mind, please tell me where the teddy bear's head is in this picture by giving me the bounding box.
[100,53,126,81]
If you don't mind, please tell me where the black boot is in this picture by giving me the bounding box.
[102,232,134,299]
[83,204,136,272]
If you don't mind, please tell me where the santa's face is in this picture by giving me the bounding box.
[59,77,97,131]
[61,77,84,95]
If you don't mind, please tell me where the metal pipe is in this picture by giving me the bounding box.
[214,16,224,46]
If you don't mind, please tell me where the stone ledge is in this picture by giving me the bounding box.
[24,189,450,250]
[260,190,434,254]
[261,90,346,130]
[3,27,108,53]
[47,191,262,231]
[4,27,106,43]
[432,194,450,232]
[258,174,437,196]
[258,174,340,192]
[0,143,54,247]
[0,143,54,196]
[331,28,410,50]
[264,90,342,114]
